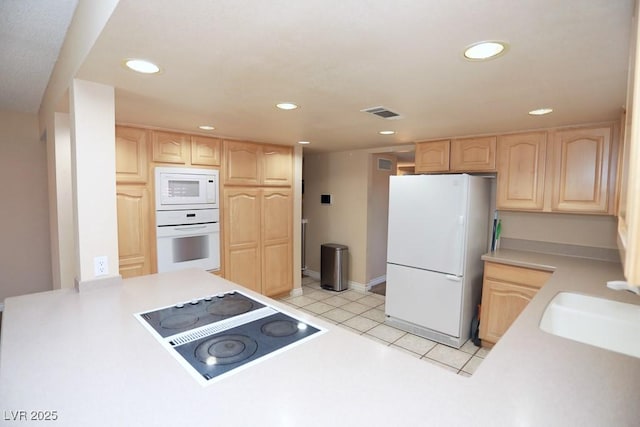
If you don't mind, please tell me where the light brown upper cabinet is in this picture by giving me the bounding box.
[223,140,292,186]
[191,136,221,166]
[262,145,293,186]
[414,140,450,173]
[496,132,547,211]
[415,137,496,173]
[151,130,190,164]
[115,126,148,184]
[550,126,612,214]
[450,136,496,172]
[495,124,617,215]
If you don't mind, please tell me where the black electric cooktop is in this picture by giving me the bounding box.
[136,290,323,385]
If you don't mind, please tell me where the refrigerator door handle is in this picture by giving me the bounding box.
[445,275,462,282]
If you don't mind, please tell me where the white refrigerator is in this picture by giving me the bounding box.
[385,174,491,348]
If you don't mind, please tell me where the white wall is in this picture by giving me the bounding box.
[0,110,52,302]
[69,79,119,285]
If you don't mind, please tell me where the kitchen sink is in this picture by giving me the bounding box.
[539,292,640,358]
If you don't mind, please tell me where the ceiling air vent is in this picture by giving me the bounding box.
[361,106,402,120]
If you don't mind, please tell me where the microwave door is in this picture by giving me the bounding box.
[155,167,220,211]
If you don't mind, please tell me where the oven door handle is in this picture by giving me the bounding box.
[173,225,208,231]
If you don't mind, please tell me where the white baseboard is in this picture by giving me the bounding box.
[348,281,368,293]
[288,287,304,297]
[366,275,386,290]
[75,275,123,292]
[303,269,320,281]
[303,270,384,294]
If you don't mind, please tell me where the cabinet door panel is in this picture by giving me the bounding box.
[152,131,189,164]
[116,126,148,184]
[479,279,537,344]
[414,140,450,173]
[496,132,547,210]
[262,145,292,186]
[262,190,292,296]
[262,242,292,296]
[552,127,611,213]
[451,136,496,171]
[227,247,261,293]
[224,141,261,185]
[191,136,221,166]
[116,186,151,278]
[223,189,261,291]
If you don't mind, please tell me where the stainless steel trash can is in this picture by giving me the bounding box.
[321,244,348,291]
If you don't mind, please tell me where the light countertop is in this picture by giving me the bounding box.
[1,252,639,426]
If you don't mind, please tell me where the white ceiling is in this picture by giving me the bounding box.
[2,0,635,154]
[0,0,78,113]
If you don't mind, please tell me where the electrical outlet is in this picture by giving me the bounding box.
[94,256,108,276]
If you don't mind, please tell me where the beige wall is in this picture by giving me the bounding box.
[303,150,369,285]
[498,211,618,249]
[47,113,75,289]
[0,110,53,302]
[366,154,396,282]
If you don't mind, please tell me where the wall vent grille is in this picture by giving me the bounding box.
[378,158,392,171]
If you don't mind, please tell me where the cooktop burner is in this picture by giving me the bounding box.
[140,291,266,338]
[173,311,320,381]
[261,319,299,337]
[194,334,258,365]
[135,290,324,385]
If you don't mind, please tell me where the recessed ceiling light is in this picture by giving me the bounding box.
[297,141,310,145]
[528,108,554,116]
[123,58,161,74]
[276,102,298,110]
[463,41,508,61]
[198,125,215,130]
[379,130,395,135]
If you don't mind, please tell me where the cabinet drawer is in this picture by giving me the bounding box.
[484,262,552,289]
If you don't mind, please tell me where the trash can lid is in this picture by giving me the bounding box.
[321,243,348,250]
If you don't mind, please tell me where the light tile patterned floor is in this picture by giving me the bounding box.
[277,276,491,376]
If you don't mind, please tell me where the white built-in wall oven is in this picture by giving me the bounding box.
[155,167,220,273]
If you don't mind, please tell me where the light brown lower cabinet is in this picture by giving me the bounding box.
[223,187,292,296]
[479,262,552,347]
[116,185,152,278]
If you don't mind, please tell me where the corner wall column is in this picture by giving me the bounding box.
[69,79,120,288]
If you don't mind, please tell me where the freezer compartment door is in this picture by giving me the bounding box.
[386,263,462,337]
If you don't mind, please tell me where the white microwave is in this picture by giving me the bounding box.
[155,167,219,211]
